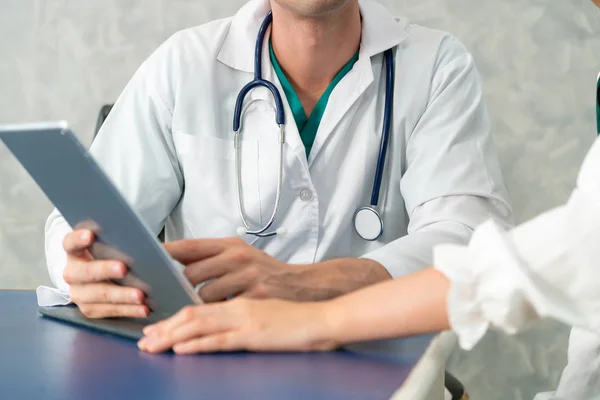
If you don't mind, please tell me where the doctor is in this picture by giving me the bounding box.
[45,0,513,318]
[136,2,600,399]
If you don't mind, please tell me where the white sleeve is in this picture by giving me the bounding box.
[363,195,511,278]
[434,137,600,351]
[532,328,600,400]
[362,36,514,278]
[44,36,184,295]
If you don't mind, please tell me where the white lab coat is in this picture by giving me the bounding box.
[434,136,600,399]
[44,0,513,296]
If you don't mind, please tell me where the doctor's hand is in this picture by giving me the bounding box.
[165,238,391,302]
[62,230,149,319]
[137,298,339,354]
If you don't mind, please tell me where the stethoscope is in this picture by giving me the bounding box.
[596,72,600,135]
[233,11,395,241]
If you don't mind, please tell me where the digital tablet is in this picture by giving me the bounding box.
[0,121,201,338]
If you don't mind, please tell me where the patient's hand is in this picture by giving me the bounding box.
[137,298,339,354]
[62,229,149,319]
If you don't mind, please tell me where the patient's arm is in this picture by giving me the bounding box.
[136,268,451,354]
[325,268,451,344]
[138,137,600,354]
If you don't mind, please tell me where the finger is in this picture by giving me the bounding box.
[63,259,127,284]
[198,268,257,303]
[183,258,229,287]
[172,332,245,354]
[141,305,200,338]
[184,247,258,287]
[164,238,243,265]
[63,230,95,256]
[139,314,238,354]
[70,283,145,305]
[78,303,149,319]
[142,302,236,337]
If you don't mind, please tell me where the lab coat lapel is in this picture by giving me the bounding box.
[307,57,373,167]
[307,0,410,166]
[217,0,308,168]
[217,0,270,74]
[215,0,410,168]
[249,27,308,169]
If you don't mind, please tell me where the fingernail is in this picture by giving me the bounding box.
[113,263,123,274]
[130,291,141,303]
[138,307,148,318]
[81,231,90,241]
[138,338,148,350]
[141,337,158,350]
[143,325,156,335]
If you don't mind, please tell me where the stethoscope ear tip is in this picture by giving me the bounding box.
[236,227,248,237]
[275,227,287,236]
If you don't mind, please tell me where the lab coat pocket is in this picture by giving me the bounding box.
[172,132,262,241]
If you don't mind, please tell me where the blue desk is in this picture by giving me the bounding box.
[0,291,434,400]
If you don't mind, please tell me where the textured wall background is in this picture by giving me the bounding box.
[1,0,599,399]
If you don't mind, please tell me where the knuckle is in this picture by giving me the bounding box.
[178,239,200,257]
[116,306,131,318]
[230,248,252,264]
[231,298,250,315]
[175,240,193,255]
[243,265,261,280]
[100,287,110,304]
[201,315,217,330]
[214,333,231,348]
[62,267,73,284]
[248,283,269,299]
[69,286,81,302]
[181,306,196,322]
[225,237,244,246]
[78,305,95,318]
[197,286,214,302]
[183,266,199,285]
[62,233,74,252]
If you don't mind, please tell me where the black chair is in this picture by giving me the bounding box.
[94,104,113,137]
[445,371,469,400]
[94,104,165,242]
[596,74,600,135]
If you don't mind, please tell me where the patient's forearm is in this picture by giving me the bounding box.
[323,268,451,345]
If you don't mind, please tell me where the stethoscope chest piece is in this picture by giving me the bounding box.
[353,207,383,241]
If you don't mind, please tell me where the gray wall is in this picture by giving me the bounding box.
[1,0,599,399]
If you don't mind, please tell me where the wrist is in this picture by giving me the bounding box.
[286,259,391,301]
[358,258,392,280]
[309,299,346,349]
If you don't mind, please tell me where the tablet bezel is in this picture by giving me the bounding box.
[0,121,202,321]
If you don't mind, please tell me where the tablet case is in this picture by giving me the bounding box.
[0,121,201,338]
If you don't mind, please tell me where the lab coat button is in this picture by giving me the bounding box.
[299,189,314,202]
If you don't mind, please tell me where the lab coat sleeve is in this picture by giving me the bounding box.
[44,36,184,294]
[433,137,600,351]
[362,36,514,278]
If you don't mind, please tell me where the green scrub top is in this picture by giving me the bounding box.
[269,39,359,159]
[596,75,600,135]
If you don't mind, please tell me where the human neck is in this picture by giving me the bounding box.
[270,1,361,116]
